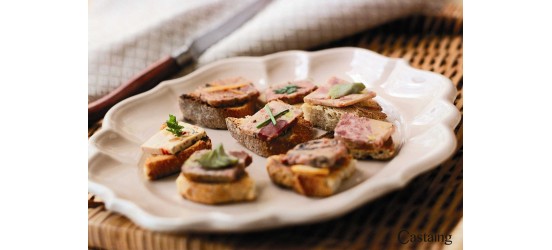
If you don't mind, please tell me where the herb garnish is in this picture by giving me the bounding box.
[256,109,290,128]
[328,82,365,99]
[274,84,300,94]
[265,105,277,125]
[197,144,238,169]
[166,114,184,136]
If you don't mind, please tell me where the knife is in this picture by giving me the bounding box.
[88,0,272,125]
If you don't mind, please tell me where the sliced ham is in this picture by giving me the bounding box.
[258,120,294,141]
[240,101,303,137]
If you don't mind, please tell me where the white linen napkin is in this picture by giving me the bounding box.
[88,0,446,103]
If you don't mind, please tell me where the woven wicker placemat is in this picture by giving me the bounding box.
[88,5,463,250]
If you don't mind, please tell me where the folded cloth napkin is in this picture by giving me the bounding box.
[88,0,446,103]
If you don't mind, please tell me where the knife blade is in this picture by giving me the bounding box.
[88,0,272,125]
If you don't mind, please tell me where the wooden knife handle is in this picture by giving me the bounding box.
[88,56,181,125]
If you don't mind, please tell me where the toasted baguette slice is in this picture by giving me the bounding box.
[179,94,257,129]
[347,137,396,160]
[144,137,212,180]
[266,155,356,197]
[226,116,316,157]
[176,173,256,204]
[301,101,387,131]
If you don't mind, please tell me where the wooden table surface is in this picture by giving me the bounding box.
[88,4,463,250]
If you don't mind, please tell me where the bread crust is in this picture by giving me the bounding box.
[345,137,396,160]
[226,116,316,157]
[266,155,356,197]
[144,137,212,180]
[176,173,256,204]
[179,94,257,129]
[301,102,387,131]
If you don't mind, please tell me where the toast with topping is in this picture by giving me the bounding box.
[176,144,256,204]
[302,77,387,131]
[141,116,212,180]
[179,77,259,129]
[263,80,317,104]
[266,138,356,197]
[335,113,396,160]
[225,101,316,157]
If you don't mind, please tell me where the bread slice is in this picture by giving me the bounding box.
[179,94,256,129]
[176,172,256,204]
[301,101,387,131]
[347,137,396,160]
[225,116,316,157]
[144,137,212,180]
[266,155,356,197]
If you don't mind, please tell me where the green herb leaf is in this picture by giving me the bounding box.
[274,85,300,94]
[166,114,184,136]
[256,109,290,128]
[264,105,277,125]
[196,144,238,169]
[328,82,366,99]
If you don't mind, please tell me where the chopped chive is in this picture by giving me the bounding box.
[256,109,290,128]
[264,105,277,125]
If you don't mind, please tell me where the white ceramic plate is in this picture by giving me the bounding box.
[88,47,461,233]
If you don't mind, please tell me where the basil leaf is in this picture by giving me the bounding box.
[196,144,238,169]
[274,85,300,94]
[328,82,365,99]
